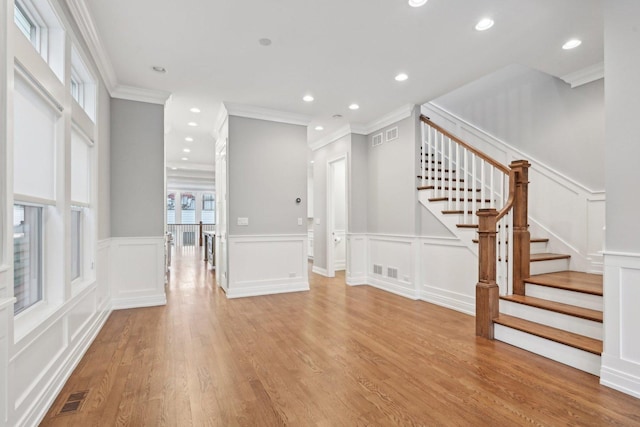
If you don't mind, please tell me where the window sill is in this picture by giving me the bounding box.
[71,277,97,298]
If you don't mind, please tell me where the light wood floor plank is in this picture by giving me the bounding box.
[40,249,640,426]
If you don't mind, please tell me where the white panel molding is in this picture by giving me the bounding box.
[367,234,418,299]
[346,234,367,286]
[109,237,167,310]
[421,286,475,316]
[367,276,419,300]
[224,102,311,126]
[600,252,640,398]
[227,235,309,298]
[561,62,605,89]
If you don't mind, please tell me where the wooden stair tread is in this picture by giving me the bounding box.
[494,314,602,355]
[530,253,571,262]
[428,197,492,203]
[416,177,465,182]
[418,186,480,192]
[456,224,478,229]
[500,294,602,322]
[526,271,603,296]
[472,238,549,244]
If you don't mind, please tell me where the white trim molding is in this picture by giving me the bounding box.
[600,252,640,398]
[561,62,605,89]
[310,125,352,151]
[227,234,310,298]
[111,85,171,105]
[354,103,416,136]
[224,103,311,126]
[109,237,167,310]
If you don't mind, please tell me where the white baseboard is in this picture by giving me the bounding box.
[367,277,419,300]
[421,286,475,316]
[312,266,329,277]
[111,294,167,310]
[600,360,640,399]
[20,306,112,427]
[346,276,367,286]
[226,282,310,299]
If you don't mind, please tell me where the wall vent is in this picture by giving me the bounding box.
[387,267,398,279]
[373,264,383,275]
[386,127,399,142]
[372,133,383,147]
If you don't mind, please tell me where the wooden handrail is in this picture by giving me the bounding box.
[420,115,510,174]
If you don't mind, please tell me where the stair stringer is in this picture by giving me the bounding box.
[418,190,478,257]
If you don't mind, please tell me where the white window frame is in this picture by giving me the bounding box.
[14,0,51,65]
[13,202,44,316]
[70,207,82,282]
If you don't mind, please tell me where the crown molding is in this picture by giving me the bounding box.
[112,85,171,105]
[360,104,416,135]
[561,62,604,88]
[224,102,311,126]
[310,125,352,151]
[65,0,117,93]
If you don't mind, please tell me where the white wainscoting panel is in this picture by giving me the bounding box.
[346,234,367,286]
[420,237,477,315]
[96,239,111,310]
[227,235,309,298]
[367,235,418,300]
[110,237,167,309]
[601,252,640,398]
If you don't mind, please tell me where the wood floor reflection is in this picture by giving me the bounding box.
[40,248,640,426]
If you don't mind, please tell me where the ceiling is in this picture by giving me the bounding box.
[81,0,604,189]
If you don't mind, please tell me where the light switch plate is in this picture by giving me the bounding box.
[315,218,321,225]
[297,218,303,225]
[237,217,249,226]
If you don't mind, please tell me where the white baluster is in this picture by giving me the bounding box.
[480,159,486,210]
[448,137,453,210]
[471,155,477,224]
[463,148,469,224]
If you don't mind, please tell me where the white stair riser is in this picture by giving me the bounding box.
[530,258,570,275]
[525,283,603,311]
[494,324,601,376]
[529,241,548,254]
[499,300,602,340]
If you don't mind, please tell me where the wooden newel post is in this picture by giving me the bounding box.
[199,221,203,247]
[510,160,531,296]
[476,208,499,338]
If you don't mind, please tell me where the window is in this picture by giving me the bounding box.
[202,193,215,224]
[14,2,36,44]
[71,128,91,205]
[167,193,176,224]
[14,204,43,314]
[181,193,196,224]
[70,47,96,121]
[71,208,82,281]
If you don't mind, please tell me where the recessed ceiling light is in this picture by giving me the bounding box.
[190,107,201,113]
[310,160,315,164]
[185,137,194,142]
[395,73,409,82]
[562,39,582,50]
[152,66,166,73]
[188,122,198,127]
[408,0,428,7]
[303,95,314,102]
[314,125,324,131]
[475,18,494,31]
[259,38,272,46]
[183,148,191,153]
[181,157,189,161]
[171,167,178,170]
[349,104,360,110]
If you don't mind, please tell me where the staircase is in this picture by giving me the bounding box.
[418,115,603,376]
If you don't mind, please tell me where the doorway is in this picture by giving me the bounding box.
[327,156,347,278]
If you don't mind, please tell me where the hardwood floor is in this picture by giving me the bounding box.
[41,249,640,426]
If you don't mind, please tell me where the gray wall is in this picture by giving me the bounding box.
[366,114,418,235]
[312,134,350,270]
[97,84,110,240]
[434,64,605,191]
[228,116,307,235]
[604,1,640,253]
[110,99,164,237]
[349,134,368,234]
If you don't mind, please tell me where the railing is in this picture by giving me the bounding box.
[420,115,530,339]
[167,222,215,248]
